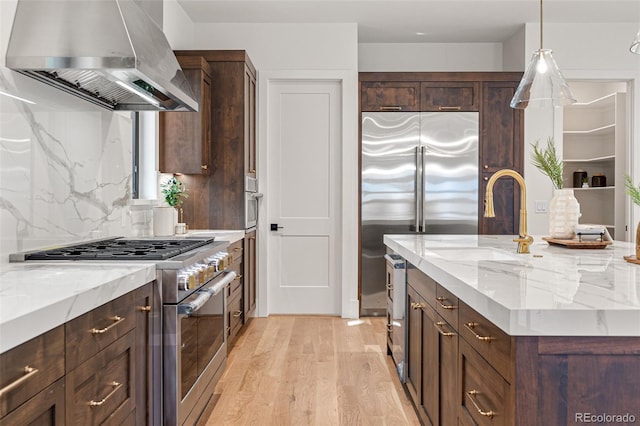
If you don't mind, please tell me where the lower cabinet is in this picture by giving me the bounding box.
[403,263,640,426]
[0,282,155,425]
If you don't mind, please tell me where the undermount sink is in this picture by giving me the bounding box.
[427,247,520,262]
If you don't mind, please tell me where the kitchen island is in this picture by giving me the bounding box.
[384,234,640,426]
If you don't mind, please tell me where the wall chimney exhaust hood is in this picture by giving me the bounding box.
[5,0,198,112]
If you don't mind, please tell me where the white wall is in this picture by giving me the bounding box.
[358,42,503,71]
[185,22,360,318]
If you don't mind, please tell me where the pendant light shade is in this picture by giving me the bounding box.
[510,0,576,109]
[510,49,577,109]
[631,29,640,54]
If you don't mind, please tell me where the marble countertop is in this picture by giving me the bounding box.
[0,229,247,353]
[0,262,156,353]
[384,234,640,337]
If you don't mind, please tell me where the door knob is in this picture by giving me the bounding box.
[270,224,284,231]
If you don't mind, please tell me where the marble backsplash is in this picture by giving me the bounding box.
[0,68,145,263]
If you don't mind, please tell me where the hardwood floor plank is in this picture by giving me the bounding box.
[205,316,419,425]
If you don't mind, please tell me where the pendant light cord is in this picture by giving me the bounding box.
[539,0,544,49]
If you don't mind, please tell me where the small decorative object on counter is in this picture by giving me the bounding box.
[573,170,587,188]
[531,138,580,239]
[154,176,189,236]
[592,173,606,187]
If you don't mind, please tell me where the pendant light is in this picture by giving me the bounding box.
[631,29,640,54]
[510,0,576,109]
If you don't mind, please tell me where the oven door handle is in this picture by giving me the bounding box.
[201,271,237,296]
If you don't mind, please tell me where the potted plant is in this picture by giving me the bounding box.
[154,176,188,236]
[531,137,580,239]
[624,175,640,259]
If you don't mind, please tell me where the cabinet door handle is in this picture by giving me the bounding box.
[433,321,456,337]
[438,106,462,111]
[233,311,242,318]
[465,390,495,418]
[379,106,402,111]
[0,366,39,397]
[90,316,125,335]
[436,296,457,310]
[464,322,493,342]
[89,381,122,407]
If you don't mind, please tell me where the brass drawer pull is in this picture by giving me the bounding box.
[139,305,151,312]
[0,366,39,396]
[436,296,457,310]
[89,381,122,407]
[438,106,462,111]
[233,311,242,318]
[410,302,425,310]
[464,322,493,342]
[90,316,125,335]
[433,321,456,337]
[379,106,402,111]
[465,390,495,418]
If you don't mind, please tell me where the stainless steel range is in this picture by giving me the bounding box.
[13,237,236,425]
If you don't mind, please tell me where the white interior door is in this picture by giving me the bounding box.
[267,80,342,315]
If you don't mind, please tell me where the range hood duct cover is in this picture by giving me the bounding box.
[5,0,198,111]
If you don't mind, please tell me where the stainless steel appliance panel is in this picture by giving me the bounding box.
[421,112,479,234]
[361,113,420,316]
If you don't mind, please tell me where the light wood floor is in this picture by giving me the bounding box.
[205,316,420,426]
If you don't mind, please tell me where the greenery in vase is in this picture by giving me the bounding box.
[624,175,640,206]
[531,137,563,190]
[161,176,188,208]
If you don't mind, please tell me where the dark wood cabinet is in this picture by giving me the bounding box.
[479,80,523,235]
[361,81,421,112]
[420,82,479,111]
[244,230,257,318]
[159,56,212,175]
[359,72,524,236]
[172,50,257,230]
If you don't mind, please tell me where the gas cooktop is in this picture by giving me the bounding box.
[21,237,215,261]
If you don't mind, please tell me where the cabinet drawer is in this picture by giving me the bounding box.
[227,293,244,340]
[361,82,420,112]
[0,378,65,425]
[459,302,512,382]
[0,326,65,418]
[66,332,135,425]
[66,291,136,371]
[407,264,436,309]
[459,339,510,426]
[228,240,243,264]
[435,285,459,330]
[420,82,479,111]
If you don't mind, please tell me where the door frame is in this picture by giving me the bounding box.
[257,70,359,318]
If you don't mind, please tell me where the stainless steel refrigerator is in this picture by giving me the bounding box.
[361,112,479,316]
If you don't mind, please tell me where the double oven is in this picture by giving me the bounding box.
[15,237,236,425]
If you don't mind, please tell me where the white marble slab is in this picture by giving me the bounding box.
[384,234,640,336]
[0,263,156,353]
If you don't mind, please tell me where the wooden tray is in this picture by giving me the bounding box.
[542,237,611,249]
[623,255,640,265]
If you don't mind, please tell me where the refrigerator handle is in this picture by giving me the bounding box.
[415,145,421,232]
[421,146,427,232]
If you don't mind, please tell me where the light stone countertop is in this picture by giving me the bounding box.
[384,234,640,337]
[0,229,246,354]
[0,262,156,353]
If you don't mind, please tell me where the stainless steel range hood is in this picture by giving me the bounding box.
[5,0,198,111]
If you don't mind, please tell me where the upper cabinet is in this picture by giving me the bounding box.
[361,81,421,112]
[159,56,212,175]
[562,86,628,240]
[420,81,479,111]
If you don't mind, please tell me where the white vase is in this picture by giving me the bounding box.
[153,206,177,237]
[548,188,581,239]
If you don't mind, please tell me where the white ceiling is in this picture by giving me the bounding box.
[176,0,640,43]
